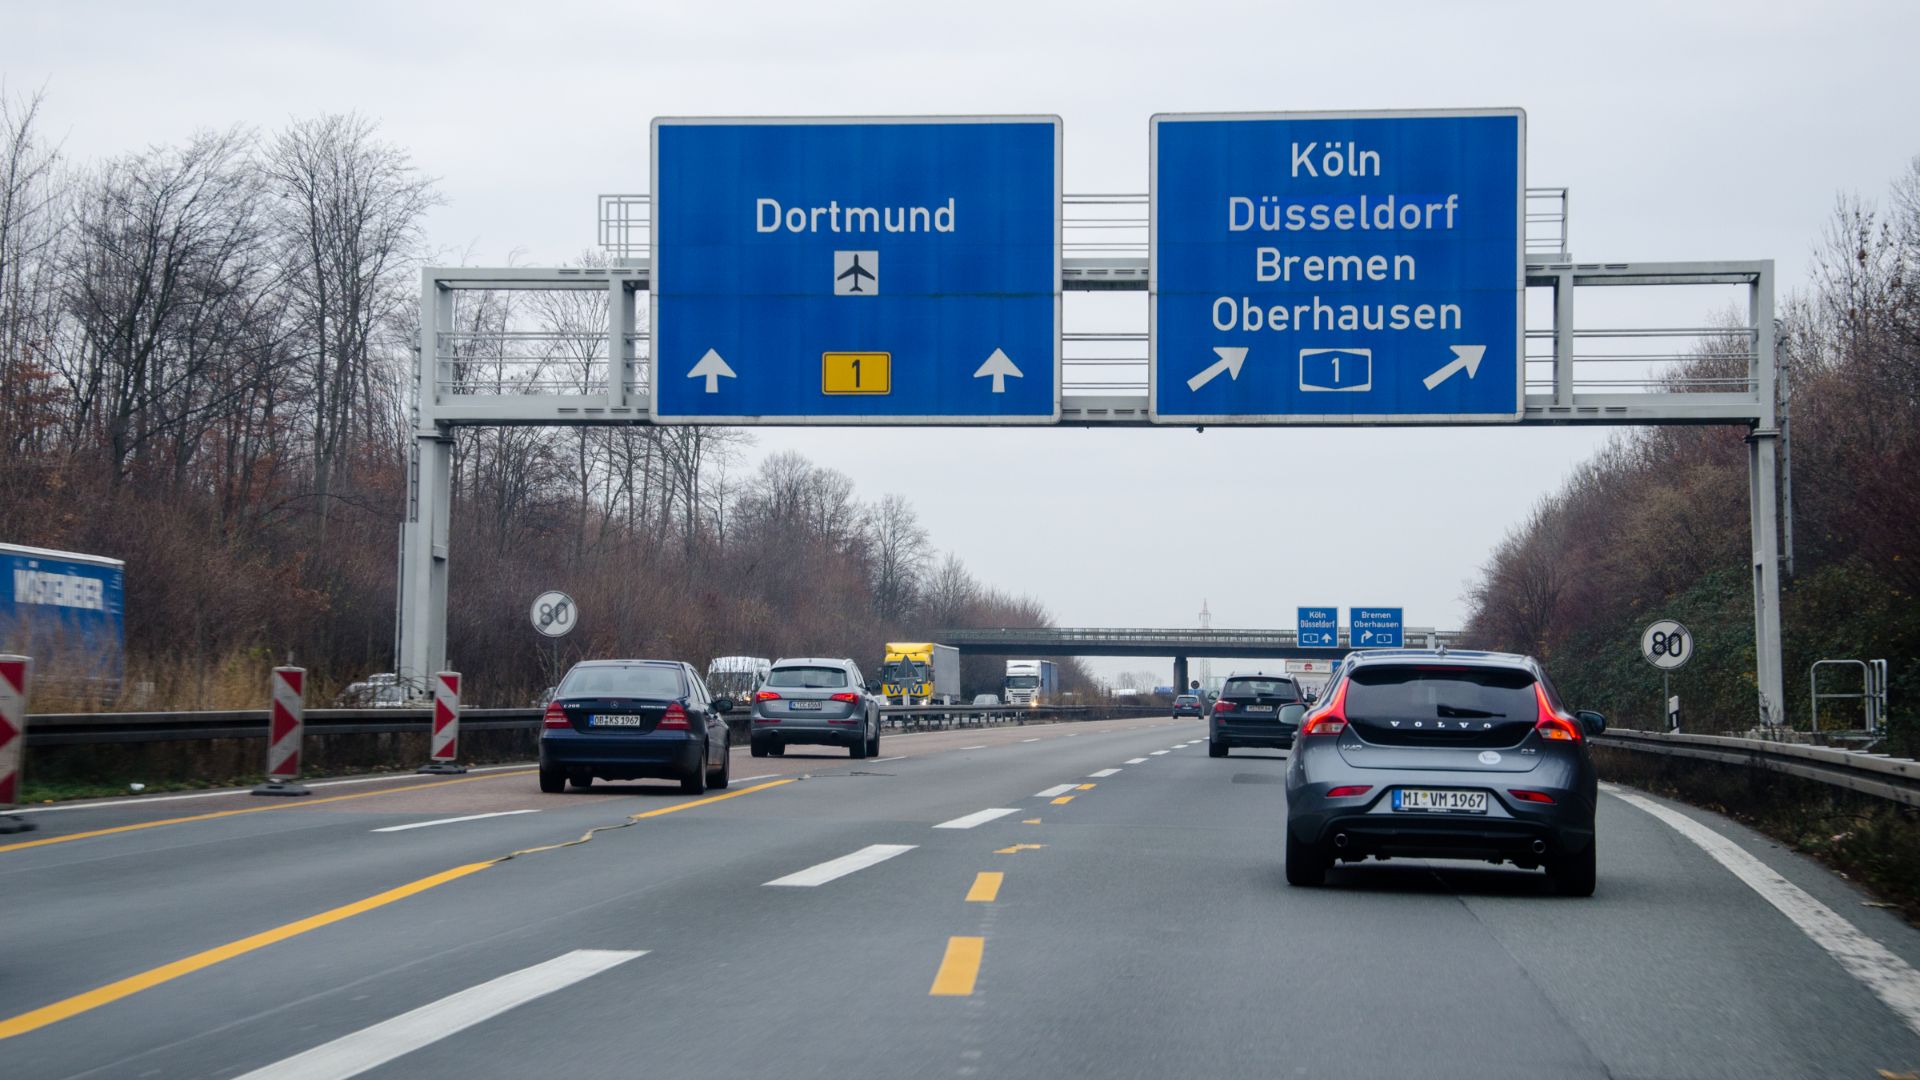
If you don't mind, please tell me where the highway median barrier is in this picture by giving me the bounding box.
[0,655,35,833]
[417,671,467,775]
[252,666,310,797]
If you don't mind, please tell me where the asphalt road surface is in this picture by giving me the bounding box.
[5,716,1919,1079]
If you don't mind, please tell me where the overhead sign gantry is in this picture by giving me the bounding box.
[650,116,1062,424]
[1150,108,1525,423]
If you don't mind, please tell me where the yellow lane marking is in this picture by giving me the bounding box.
[0,861,493,1040]
[1076,783,1096,791]
[0,779,795,1040]
[1050,796,1074,805]
[966,872,1004,903]
[929,936,985,996]
[0,771,537,854]
[494,779,798,859]
[993,843,1045,855]
[1022,818,1042,824]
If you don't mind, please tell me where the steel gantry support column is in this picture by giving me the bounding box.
[400,273,454,688]
[1747,262,1785,728]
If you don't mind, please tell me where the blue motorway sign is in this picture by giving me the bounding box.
[651,117,1061,424]
[1297,606,1339,648]
[1150,109,1524,424]
[1350,607,1404,649]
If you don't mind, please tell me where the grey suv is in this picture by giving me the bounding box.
[749,658,882,759]
[1284,649,1605,895]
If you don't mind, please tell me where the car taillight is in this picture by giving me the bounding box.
[1299,680,1349,736]
[829,692,860,703]
[1508,789,1556,804]
[658,702,691,730]
[1533,684,1580,742]
[542,702,569,729]
[755,690,781,702]
[1326,785,1372,798]
[1212,700,1236,713]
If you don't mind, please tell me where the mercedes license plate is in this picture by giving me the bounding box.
[590,715,647,727]
[790,700,823,711]
[1392,789,1488,814]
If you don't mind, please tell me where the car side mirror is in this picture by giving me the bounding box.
[1303,690,1318,704]
[1576,709,1606,736]
[712,697,735,715]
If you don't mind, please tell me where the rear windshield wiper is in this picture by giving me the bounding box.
[1436,704,1503,719]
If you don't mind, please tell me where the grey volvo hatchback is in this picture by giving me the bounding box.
[1284,649,1605,895]
[749,658,882,758]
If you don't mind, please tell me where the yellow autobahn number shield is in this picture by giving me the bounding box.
[822,352,891,395]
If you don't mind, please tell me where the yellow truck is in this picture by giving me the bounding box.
[879,641,960,705]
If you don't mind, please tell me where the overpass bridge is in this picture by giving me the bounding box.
[938,626,1467,691]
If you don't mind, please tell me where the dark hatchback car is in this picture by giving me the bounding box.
[1208,672,1307,757]
[539,660,734,794]
[1283,649,1605,895]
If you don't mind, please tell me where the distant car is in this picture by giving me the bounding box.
[1283,649,1603,895]
[972,693,1001,706]
[1208,672,1307,757]
[750,658,881,759]
[1172,694,1203,718]
[539,660,734,794]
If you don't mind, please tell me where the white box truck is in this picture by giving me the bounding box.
[1003,659,1058,707]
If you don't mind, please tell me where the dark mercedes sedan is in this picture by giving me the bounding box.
[539,659,734,794]
[1283,650,1604,895]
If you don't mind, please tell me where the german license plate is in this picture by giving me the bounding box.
[1392,789,1488,814]
[790,700,822,711]
[1245,705,1274,713]
[590,715,647,727]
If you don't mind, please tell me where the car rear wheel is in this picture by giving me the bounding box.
[768,743,785,756]
[866,724,880,756]
[538,768,564,794]
[707,736,731,789]
[850,731,870,759]
[1284,836,1328,886]
[680,753,708,795]
[1549,841,1596,896]
[1208,740,1228,758]
[749,737,768,758]
[569,773,593,790]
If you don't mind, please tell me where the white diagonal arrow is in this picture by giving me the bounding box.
[686,349,736,393]
[973,348,1022,393]
[1422,345,1487,391]
[1187,346,1249,392]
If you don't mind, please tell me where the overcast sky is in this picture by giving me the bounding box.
[9,1,1916,682]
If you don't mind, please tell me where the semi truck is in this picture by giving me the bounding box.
[879,642,959,705]
[1003,659,1058,707]
[1,542,126,692]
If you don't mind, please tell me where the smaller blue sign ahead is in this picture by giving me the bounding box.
[1350,607,1404,649]
[1297,606,1339,648]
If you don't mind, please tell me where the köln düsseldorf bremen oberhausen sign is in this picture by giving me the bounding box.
[1151,109,1524,424]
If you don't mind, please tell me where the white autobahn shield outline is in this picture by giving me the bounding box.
[1147,106,1526,425]
[649,114,1063,425]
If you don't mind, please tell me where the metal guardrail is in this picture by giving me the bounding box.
[23,704,1169,746]
[1594,729,1920,808]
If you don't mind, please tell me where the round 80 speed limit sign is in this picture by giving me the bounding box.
[530,591,576,638]
[1640,619,1692,671]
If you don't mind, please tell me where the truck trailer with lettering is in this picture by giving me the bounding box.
[2,542,126,692]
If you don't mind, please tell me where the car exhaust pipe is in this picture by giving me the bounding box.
[1530,839,1547,855]
[1333,833,1349,849]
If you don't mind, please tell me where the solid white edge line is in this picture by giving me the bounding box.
[1035,784,1078,798]
[232,949,644,1080]
[1607,785,1920,1037]
[871,756,906,763]
[934,808,1021,830]
[371,810,541,833]
[1088,769,1121,778]
[764,843,917,887]
[13,763,538,815]
[1125,758,1149,764]
[734,774,779,782]
[959,745,988,750]
[1021,738,1041,743]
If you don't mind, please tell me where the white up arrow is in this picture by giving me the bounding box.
[1422,345,1487,391]
[1187,346,1249,392]
[973,348,1023,393]
[686,349,736,393]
